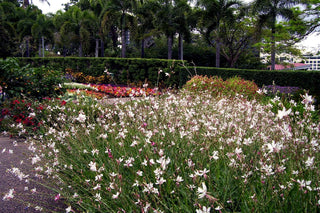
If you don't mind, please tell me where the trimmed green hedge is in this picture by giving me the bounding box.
[18,57,184,88]
[17,57,320,98]
[179,66,320,97]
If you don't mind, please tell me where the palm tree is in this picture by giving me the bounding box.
[252,0,300,70]
[103,0,137,58]
[16,5,42,56]
[31,14,54,57]
[0,1,18,57]
[197,0,241,67]
[133,0,155,58]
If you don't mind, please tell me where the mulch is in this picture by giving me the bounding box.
[0,135,67,213]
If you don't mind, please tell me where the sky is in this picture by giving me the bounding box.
[32,0,319,54]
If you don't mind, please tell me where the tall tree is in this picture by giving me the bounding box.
[197,0,241,67]
[252,0,300,70]
[104,0,137,58]
[0,1,18,57]
[134,0,157,58]
[16,5,42,56]
[31,14,54,57]
[219,14,257,68]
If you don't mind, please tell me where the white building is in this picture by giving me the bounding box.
[304,55,320,71]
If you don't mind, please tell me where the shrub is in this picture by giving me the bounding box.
[0,58,65,100]
[184,75,259,98]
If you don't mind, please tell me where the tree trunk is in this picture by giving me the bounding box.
[79,43,83,57]
[121,13,126,58]
[95,38,99,58]
[100,39,104,57]
[63,46,66,57]
[42,36,45,57]
[23,0,29,8]
[38,39,41,57]
[178,33,183,60]
[270,15,276,70]
[26,39,30,57]
[167,34,173,59]
[141,39,145,58]
[215,38,221,68]
[271,27,276,70]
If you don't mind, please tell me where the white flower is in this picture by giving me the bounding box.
[210,151,219,160]
[76,113,86,123]
[156,177,166,185]
[91,149,99,156]
[95,193,101,201]
[277,107,291,119]
[156,156,171,170]
[305,156,314,167]
[88,161,97,172]
[66,206,72,213]
[176,176,184,183]
[266,141,283,153]
[2,189,14,201]
[112,192,120,199]
[196,206,211,213]
[197,182,207,199]
[302,93,313,105]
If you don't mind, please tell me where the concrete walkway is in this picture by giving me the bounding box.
[0,135,67,213]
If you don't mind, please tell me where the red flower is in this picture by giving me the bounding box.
[61,100,67,106]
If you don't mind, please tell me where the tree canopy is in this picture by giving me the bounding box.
[0,0,318,69]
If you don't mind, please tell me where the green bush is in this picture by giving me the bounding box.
[18,57,183,88]
[0,58,65,99]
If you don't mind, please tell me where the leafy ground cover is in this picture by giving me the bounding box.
[1,74,320,212]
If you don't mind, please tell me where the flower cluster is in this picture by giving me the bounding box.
[3,89,319,212]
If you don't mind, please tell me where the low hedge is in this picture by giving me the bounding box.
[180,66,320,98]
[18,57,185,88]
[17,57,320,98]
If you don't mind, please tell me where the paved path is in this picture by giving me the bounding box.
[0,135,67,213]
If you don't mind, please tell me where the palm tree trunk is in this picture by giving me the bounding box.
[38,39,41,57]
[100,40,104,57]
[141,38,145,58]
[270,14,276,70]
[178,33,183,60]
[271,27,276,70]
[26,39,30,57]
[121,13,126,58]
[79,43,83,57]
[42,36,45,57]
[216,38,221,68]
[167,34,173,59]
[95,38,99,58]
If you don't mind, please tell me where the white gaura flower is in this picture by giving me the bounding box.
[196,206,211,213]
[112,192,120,199]
[2,189,14,201]
[156,156,171,170]
[266,141,283,153]
[305,156,314,167]
[66,206,73,213]
[88,161,97,172]
[302,93,313,105]
[76,112,86,123]
[277,107,291,119]
[197,182,207,199]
